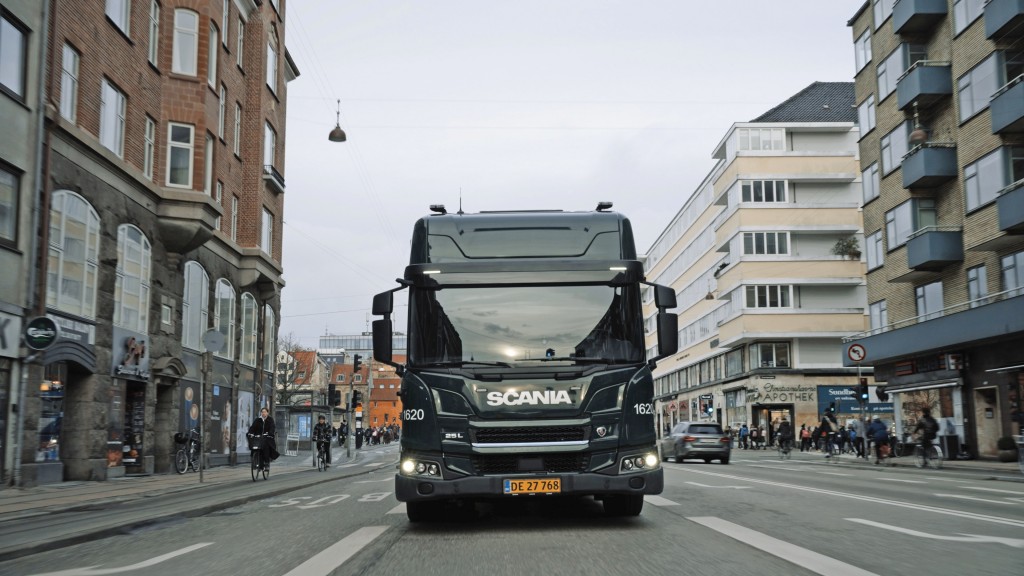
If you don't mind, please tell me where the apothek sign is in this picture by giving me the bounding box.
[746,383,816,404]
[111,326,150,381]
[0,311,22,359]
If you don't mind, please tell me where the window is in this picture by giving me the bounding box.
[99,79,126,157]
[880,121,910,175]
[218,85,226,139]
[1003,250,1024,298]
[869,300,888,332]
[148,0,159,65]
[231,195,238,241]
[214,181,223,230]
[214,279,235,358]
[204,133,213,194]
[886,198,936,249]
[106,0,131,35]
[744,285,792,308]
[0,165,18,243]
[854,30,872,72]
[266,30,278,94]
[354,374,362,383]
[958,54,999,122]
[264,122,276,167]
[241,293,257,366]
[0,10,26,99]
[742,232,789,255]
[873,0,895,29]
[953,0,985,35]
[857,96,876,136]
[207,22,218,87]
[59,44,79,121]
[261,207,273,254]
[740,180,787,203]
[965,146,1024,212]
[967,265,988,307]
[866,230,884,270]
[233,103,241,156]
[236,18,245,68]
[222,0,229,46]
[172,9,198,76]
[166,123,194,187]
[47,191,100,318]
[336,374,345,383]
[143,116,155,180]
[114,225,152,332]
[263,306,276,371]
[182,261,209,351]
[751,342,790,368]
[878,44,926,99]
[915,281,944,321]
[862,162,880,204]
[737,128,783,151]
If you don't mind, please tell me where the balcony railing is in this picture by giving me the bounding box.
[263,164,286,194]
[893,0,948,35]
[985,0,1024,38]
[901,142,958,189]
[905,226,964,270]
[897,60,952,111]
[998,177,1024,233]
[990,75,1024,134]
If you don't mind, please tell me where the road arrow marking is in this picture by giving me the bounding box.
[29,543,213,575]
[934,493,1014,505]
[685,481,749,489]
[847,518,1024,548]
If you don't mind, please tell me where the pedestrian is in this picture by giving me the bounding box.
[739,424,749,449]
[818,413,836,458]
[800,424,810,452]
[749,426,758,449]
[867,416,889,464]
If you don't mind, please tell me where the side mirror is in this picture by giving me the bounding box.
[372,319,393,364]
[372,291,393,316]
[654,284,676,309]
[657,312,678,357]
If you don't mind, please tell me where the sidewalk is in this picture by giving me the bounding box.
[766,447,1024,478]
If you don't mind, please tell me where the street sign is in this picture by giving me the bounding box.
[847,343,866,363]
[202,329,225,353]
[24,316,59,351]
[669,401,677,412]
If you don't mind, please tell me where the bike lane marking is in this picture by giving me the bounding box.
[847,518,1024,548]
[28,543,212,576]
[387,503,406,514]
[964,486,1024,495]
[281,526,390,576]
[688,517,879,576]
[644,495,680,507]
[933,493,1016,505]
[684,482,750,490]
[873,477,926,483]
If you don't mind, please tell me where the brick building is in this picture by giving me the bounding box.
[843,1,1024,458]
[8,0,297,486]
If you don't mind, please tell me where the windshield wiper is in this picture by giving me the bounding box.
[539,356,632,364]
[419,360,512,368]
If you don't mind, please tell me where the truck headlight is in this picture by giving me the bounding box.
[401,458,442,477]
[619,452,659,473]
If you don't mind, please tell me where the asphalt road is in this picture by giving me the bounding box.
[2,448,1022,576]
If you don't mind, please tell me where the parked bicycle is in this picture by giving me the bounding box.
[174,428,200,474]
[248,433,270,481]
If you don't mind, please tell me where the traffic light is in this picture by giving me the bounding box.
[352,390,362,406]
[828,402,836,415]
[857,378,869,401]
[353,354,362,373]
[328,384,340,406]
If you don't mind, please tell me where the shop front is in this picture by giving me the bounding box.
[111,327,151,475]
[886,380,965,459]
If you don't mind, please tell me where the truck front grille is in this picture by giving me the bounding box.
[471,453,589,475]
[471,426,589,444]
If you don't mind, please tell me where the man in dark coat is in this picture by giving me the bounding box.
[247,407,278,468]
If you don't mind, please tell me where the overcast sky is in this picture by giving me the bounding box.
[280,0,866,349]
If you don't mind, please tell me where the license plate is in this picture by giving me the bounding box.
[503,478,561,495]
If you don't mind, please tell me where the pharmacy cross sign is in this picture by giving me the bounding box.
[847,344,866,363]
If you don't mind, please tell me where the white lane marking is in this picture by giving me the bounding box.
[667,467,1024,528]
[364,463,382,467]
[644,495,679,506]
[338,463,360,468]
[354,478,393,484]
[282,526,389,576]
[746,464,804,471]
[847,518,1024,548]
[923,476,971,483]
[965,486,1024,495]
[685,481,750,489]
[814,471,852,477]
[933,493,1014,505]
[874,478,927,484]
[387,503,406,515]
[30,543,213,575]
[689,517,879,576]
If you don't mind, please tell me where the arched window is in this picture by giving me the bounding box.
[114,225,152,332]
[262,306,276,371]
[173,9,199,76]
[48,191,100,318]
[214,279,235,358]
[240,292,257,366]
[182,261,209,350]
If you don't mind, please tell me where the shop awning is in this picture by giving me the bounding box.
[884,380,960,393]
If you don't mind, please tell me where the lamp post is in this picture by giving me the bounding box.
[328,99,347,142]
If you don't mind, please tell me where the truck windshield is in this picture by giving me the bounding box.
[408,284,644,367]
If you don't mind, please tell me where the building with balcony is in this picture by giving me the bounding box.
[845,0,1024,459]
[644,82,869,440]
[9,0,296,486]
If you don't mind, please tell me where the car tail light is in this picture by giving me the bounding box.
[683,436,696,442]
[720,437,731,443]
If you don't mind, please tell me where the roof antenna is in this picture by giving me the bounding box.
[458,187,464,215]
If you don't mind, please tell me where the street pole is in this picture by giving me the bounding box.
[858,362,867,460]
[346,376,353,459]
[200,349,209,483]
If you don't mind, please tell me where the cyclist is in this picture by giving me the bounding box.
[818,412,836,459]
[312,414,332,467]
[247,407,278,470]
[777,417,793,454]
[912,408,940,465]
[867,416,889,464]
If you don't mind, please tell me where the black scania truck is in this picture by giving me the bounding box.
[371,203,678,521]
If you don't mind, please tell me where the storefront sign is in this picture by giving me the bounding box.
[111,327,150,380]
[24,316,59,351]
[0,311,21,358]
[48,314,95,345]
[747,383,816,404]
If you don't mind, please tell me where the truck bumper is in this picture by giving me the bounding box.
[395,468,663,502]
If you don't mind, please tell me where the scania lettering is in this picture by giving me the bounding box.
[371,203,678,521]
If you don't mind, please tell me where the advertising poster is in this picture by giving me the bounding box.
[107,379,124,467]
[298,414,311,440]
[236,391,254,450]
[181,383,199,434]
[209,385,229,454]
[123,385,145,466]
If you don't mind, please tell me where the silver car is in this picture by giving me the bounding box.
[660,421,731,464]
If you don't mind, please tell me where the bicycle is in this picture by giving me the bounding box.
[174,428,200,474]
[777,436,792,460]
[914,436,943,469]
[314,436,329,472]
[249,433,270,481]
